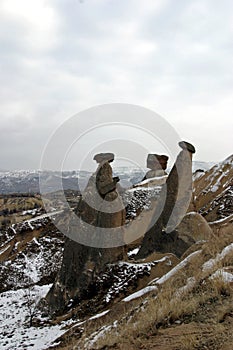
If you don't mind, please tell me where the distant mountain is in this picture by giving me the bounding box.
[192,160,216,172]
[0,161,215,194]
[0,170,82,194]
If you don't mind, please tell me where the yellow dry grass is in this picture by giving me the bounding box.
[67,233,233,350]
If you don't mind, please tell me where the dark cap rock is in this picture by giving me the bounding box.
[93,153,114,163]
[147,154,169,170]
[147,154,168,162]
[178,141,196,154]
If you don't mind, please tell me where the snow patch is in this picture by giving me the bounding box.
[175,277,196,297]
[127,247,140,257]
[0,285,67,350]
[123,286,158,302]
[89,310,110,320]
[211,184,219,193]
[0,244,11,256]
[202,243,233,272]
[155,250,201,285]
[85,321,118,349]
[210,269,233,283]
[210,213,233,224]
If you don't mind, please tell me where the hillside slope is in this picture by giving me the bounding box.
[193,155,233,221]
[0,156,232,350]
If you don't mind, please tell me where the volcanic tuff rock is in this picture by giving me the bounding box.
[0,153,233,350]
[46,143,196,313]
[144,154,169,179]
[46,154,126,313]
[176,211,213,245]
[136,141,195,259]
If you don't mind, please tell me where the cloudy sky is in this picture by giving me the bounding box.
[0,0,233,170]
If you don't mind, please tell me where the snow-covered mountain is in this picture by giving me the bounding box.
[0,170,82,194]
[0,161,214,195]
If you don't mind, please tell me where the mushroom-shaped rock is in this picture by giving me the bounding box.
[179,141,196,154]
[45,152,126,313]
[136,141,195,259]
[93,153,114,163]
[144,154,169,179]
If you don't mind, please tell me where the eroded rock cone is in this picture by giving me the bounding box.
[136,141,195,259]
[78,155,126,232]
[45,153,126,313]
[179,141,196,154]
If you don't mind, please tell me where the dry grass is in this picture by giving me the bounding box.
[82,235,233,349]
[46,232,233,350]
[0,196,43,228]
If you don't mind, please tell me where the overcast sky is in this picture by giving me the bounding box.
[0,0,233,170]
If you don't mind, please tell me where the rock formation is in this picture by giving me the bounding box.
[77,153,125,230]
[143,154,168,179]
[46,153,126,313]
[46,143,196,312]
[176,212,213,245]
[136,141,195,259]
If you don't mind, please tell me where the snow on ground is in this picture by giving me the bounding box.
[133,175,167,187]
[103,257,171,303]
[22,252,44,283]
[123,286,158,302]
[11,225,17,234]
[89,310,110,320]
[210,269,233,283]
[84,321,118,350]
[151,250,201,286]
[127,247,140,257]
[127,185,161,193]
[210,213,233,224]
[123,181,163,220]
[0,244,11,256]
[202,243,233,272]
[26,210,64,224]
[203,157,232,195]
[0,224,64,296]
[0,285,67,350]
[211,184,219,193]
[22,209,38,216]
[193,170,205,181]
[175,277,196,297]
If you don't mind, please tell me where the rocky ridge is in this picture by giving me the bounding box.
[0,155,232,350]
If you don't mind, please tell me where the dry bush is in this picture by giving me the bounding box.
[68,233,233,350]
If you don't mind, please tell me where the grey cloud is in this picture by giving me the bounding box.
[0,0,232,169]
